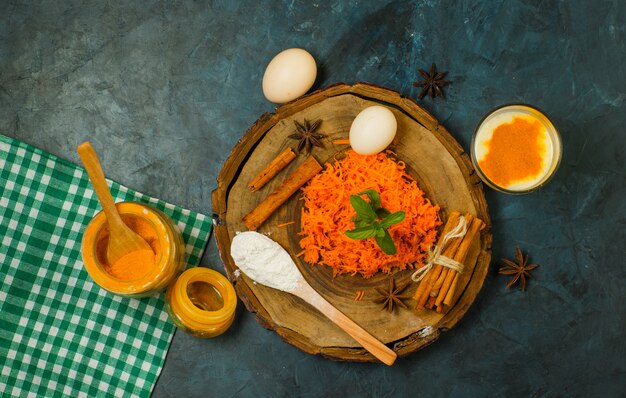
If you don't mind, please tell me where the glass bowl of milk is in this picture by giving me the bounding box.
[471,104,562,194]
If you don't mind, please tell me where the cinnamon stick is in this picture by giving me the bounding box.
[243,155,322,230]
[430,270,447,297]
[417,266,442,307]
[419,213,469,306]
[442,218,485,307]
[428,217,469,297]
[414,211,460,308]
[332,139,351,145]
[248,147,297,192]
[442,276,459,308]
[428,213,474,300]
[424,296,433,309]
[435,217,484,310]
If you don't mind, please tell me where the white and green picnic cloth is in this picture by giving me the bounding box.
[0,135,212,397]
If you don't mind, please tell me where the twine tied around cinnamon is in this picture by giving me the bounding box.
[411,216,468,282]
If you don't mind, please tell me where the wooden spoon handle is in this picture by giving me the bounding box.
[77,142,124,232]
[294,283,397,366]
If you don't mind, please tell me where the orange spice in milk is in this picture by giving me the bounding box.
[478,116,547,188]
[472,105,561,193]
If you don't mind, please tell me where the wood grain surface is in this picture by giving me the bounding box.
[212,82,492,362]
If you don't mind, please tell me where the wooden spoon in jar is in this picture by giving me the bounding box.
[77,142,153,265]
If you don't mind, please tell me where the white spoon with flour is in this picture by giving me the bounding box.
[231,231,397,366]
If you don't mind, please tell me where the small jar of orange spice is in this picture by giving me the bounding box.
[81,202,185,297]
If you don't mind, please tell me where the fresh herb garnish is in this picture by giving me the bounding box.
[345,190,405,255]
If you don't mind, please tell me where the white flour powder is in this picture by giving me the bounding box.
[230,231,300,292]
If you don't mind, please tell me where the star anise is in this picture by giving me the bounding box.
[288,118,325,154]
[373,276,411,313]
[498,246,539,291]
[412,63,450,99]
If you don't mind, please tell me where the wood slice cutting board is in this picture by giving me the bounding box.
[212,82,492,362]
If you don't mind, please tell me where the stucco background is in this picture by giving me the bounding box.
[1,1,625,396]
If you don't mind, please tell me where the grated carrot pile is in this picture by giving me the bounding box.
[299,150,441,278]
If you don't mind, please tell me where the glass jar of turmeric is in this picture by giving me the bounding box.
[164,267,237,338]
[81,202,185,297]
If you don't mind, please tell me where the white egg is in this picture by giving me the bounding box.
[262,48,317,103]
[349,106,397,155]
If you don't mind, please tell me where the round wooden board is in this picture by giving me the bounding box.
[212,82,492,362]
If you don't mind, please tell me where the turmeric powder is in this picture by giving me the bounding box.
[108,249,155,280]
[96,215,159,280]
[478,116,547,188]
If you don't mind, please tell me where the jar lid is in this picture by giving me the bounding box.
[166,267,237,332]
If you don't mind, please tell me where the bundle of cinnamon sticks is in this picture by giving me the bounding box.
[414,211,484,313]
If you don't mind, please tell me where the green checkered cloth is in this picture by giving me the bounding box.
[0,135,212,397]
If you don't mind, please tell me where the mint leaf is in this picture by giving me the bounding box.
[349,195,377,223]
[380,211,405,229]
[357,189,381,210]
[345,225,377,240]
[376,208,391,219]
[353,218,369,228]
[345,189,403,256]
[375,229,397,255]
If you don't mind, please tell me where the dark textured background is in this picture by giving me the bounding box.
[2,0,625,396]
